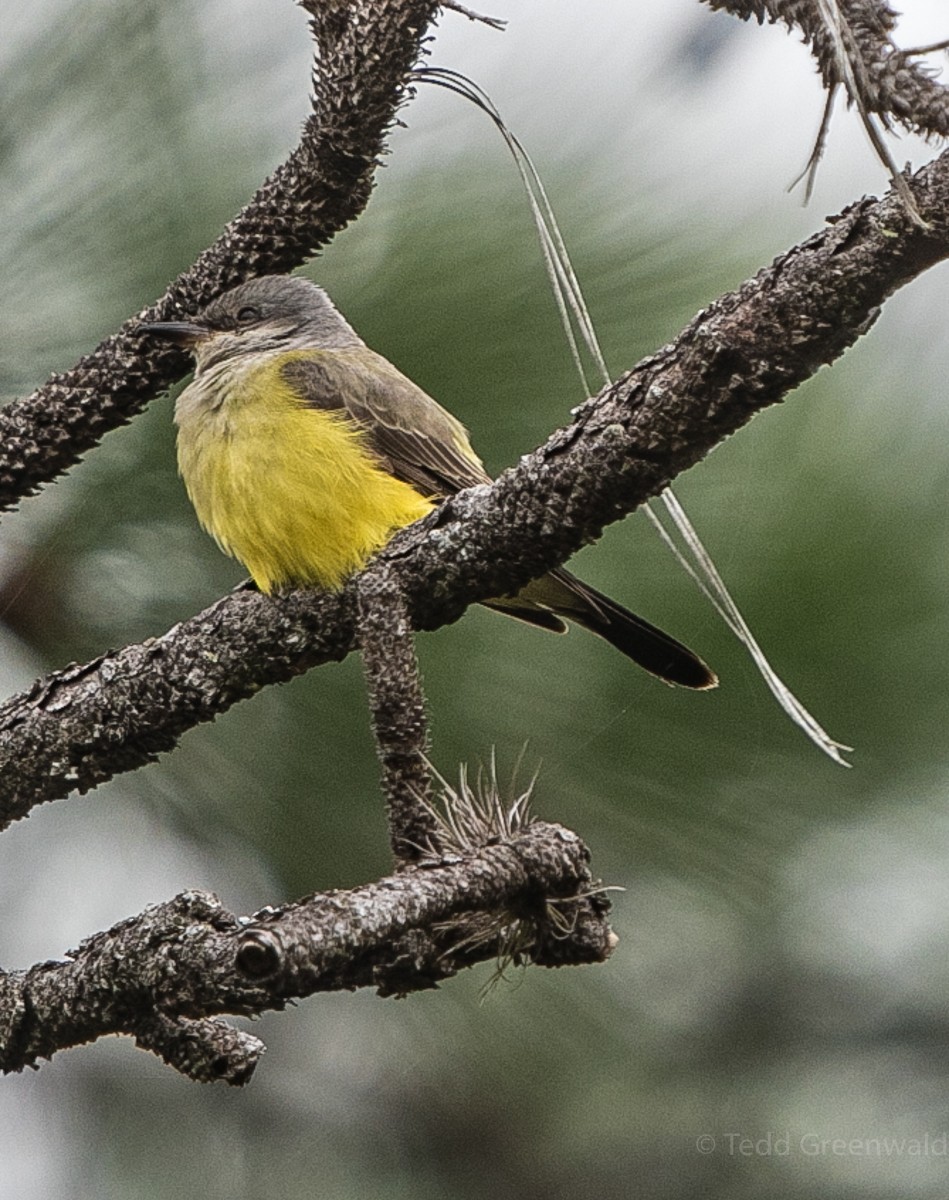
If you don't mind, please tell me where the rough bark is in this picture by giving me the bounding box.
[3,0,948,1086]
[3,164,949,826]
[0,823,611,1084]
[0,0,440,511]
[705,0,949,138]
[358,568,440,864]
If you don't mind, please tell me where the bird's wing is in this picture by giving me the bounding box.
[279,350,491,498]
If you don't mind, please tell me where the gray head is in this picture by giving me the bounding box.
[142,276,364,372]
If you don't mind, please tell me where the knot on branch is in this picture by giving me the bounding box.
[0,821,614,1086]
[236,930,283,980]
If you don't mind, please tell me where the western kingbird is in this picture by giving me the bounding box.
[143,275,715,689]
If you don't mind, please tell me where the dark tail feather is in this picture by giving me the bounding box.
[485,568,717,690]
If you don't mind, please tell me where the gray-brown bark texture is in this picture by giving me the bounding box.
[358,568,440,863]
[0,825,611,1084]
[3,0,949,1084]
[4,166,949,826]
[0,0,440,511]
[705,0,949,138]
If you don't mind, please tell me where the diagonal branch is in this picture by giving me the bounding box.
[3,156,949,828]
[0,0,441,513]
[0,821,612,1084]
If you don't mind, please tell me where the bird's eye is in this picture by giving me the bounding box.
[235,306,261,324]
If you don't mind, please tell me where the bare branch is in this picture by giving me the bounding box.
[4,0,947,1092]
[0,823,612,1084]
[705,0,949,139]
[0,586,354,828]
[3,154,949,827]
[0,0,440,513]
[358,568,440,863]
[131,1015,265,1087]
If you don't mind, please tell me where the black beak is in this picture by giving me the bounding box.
[138,320,207,347]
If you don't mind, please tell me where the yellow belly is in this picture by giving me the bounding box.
[175,356,434,593]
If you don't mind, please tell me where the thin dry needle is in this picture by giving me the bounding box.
[810,0,926,228]
[416,66,850,764]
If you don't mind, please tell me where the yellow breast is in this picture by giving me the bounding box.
[174,353,433,593]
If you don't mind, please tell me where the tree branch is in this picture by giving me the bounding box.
[0,821,612,1084]
[3,157,949,827]
[5,0,946,1090]
[0,0,441,512]
[705,0,949,139]
[358,567,440,864]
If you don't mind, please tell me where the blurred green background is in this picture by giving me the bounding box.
[4,1,949,1197]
